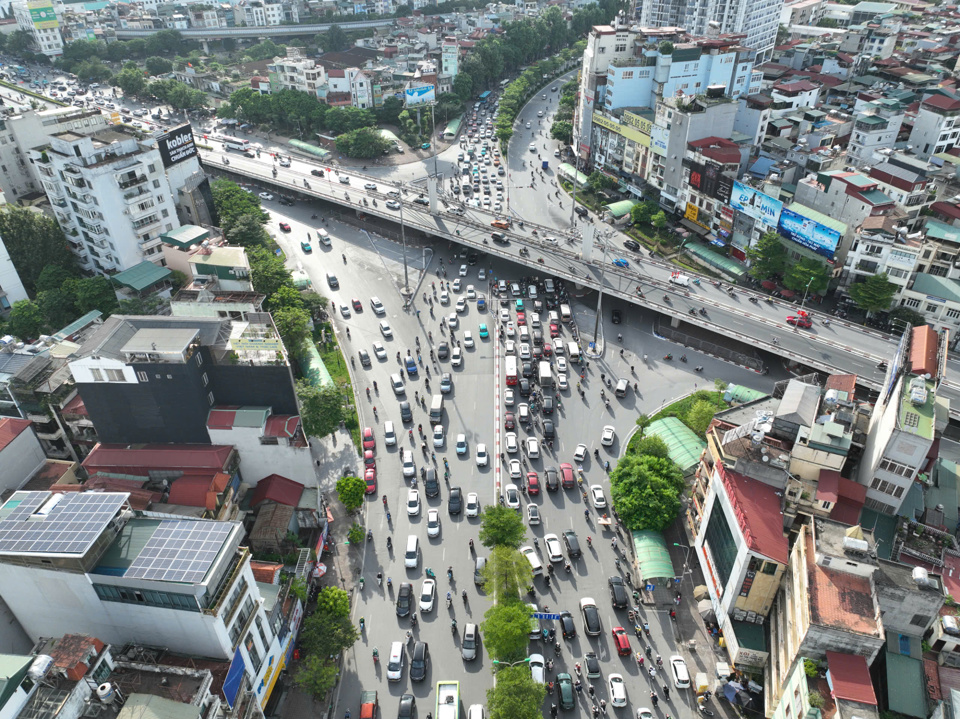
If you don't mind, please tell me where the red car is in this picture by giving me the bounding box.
[549,323,560,338]
[504,412,516,430]
[526,471,540,496]
[362,427,375,451]
[279,222,291,232]
[517,312,526,326]
[611,626,631,656]
[543,343,553,357]
[364,467,377,494]
[352,298,363,312]
[560,463,575,489]
[364,449,375,466]
[786,314,812,329]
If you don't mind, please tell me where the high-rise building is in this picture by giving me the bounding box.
[11,0,63,58]
[634,0,782,62]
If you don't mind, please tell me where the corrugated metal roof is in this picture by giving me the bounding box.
[884,652,928,718]
[646,417,706,474]
[910,273,960,304]
[111,261,173,292]
[632,530,674,580]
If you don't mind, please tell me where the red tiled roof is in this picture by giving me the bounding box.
[774,79,820,93]
[250,474,303,508]
[910,324,939,378]
[168,475,216,508]
[926,659,944,702]
[61,393,88,416]
[832,477,866,524]
[825,373,857,399]
[83,444,233,476]
[816,470,841,504]
[826,652,877,705]
[207,407,240,429]
[264,415,300,438]
[923,94,960,112]
[807,531,880,636]
[49,635,105,681]
[250,560,284,584]
[931,201,960,221]
[0,418,32,452]
[717,465,789,564]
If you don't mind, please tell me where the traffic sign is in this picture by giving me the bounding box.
[533,613,561,620]
[645,583,655,592]
[674,577,682,584]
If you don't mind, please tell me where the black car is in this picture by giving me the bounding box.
[609,576,628,609]
[581,600,602,636]
[359,349,371,368]
[623,239,640,252]
[398,694,416,719]
[542,396,554,415]
[574,205,588,218]
[279,197,294,207]
[522,361,533,378]
[611,309,622,324]
[424,468,440,498]
[399,401,412,423]
[557,674,575,710]
[410,642,429,682]
[413,197,429,206]
[437,342,450,360]
[518,378,531,397]
[542,419,555,440]
[396,582,413,616]
[562,529,581,559]
[559,610,577,638]
[467,253,479,266]
[532,329,543,346]
[584,652,601,679]
[311,169,324,177]
[448,486,463,514]
[544,466,559,492]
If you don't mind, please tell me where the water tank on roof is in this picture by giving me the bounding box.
[842,536,869,554]
[97,683,116,705]
[823,389,839,407]
[27,655,53,682]
[706,85,726,98]
[913,566,930,587]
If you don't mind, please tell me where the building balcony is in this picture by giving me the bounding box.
[62,164,82,176]
[139,236,162,251]
[79,221,107,237]
[117,174,147,190]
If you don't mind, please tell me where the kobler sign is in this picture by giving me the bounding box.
[158,124,198,168]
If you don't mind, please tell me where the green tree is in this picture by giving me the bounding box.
[549,120,572,144]
[7,30,32,55]
[848,273,897,313]
[36,265,76,293]
[271,285,305,311]
[69,276,119,315]
[651,211,667,238]
[226,214,270,249]
[145,56,174,75]
[610,454,684,532]
[297,609,359,695]
[336,475,365,511]
[686,399,717,435]
[630,200,658,226]
[587,171,616,193]
[335,126,391,158]
[7,300,46,340]
[321,24,348,52]
[0,207,75,295]
[74,59,113,83]
[347,522,366,545]
[294,655,339,698]
[315,586,350,617]
[145,29,187,56]
[114,67,147,96]
[375,95,404,126]
[300,291,329,320]
[634,435,670,459]
[659,41,674,54]
[211,179,269,230]
[453,72,473,103]
[249,247,296,299]
[889,306,927,328]
[487,665,546,719]
[482,546,533,599]
[478,505,527,549]
[273,306,311,350]
[297,379,347,437]
[746,231,789,280]
[817,17,839,26]
[783,257,830,296]
[481,602,535,662]
[37,289,77,329]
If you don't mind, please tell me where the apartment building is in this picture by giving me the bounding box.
[842,214,920,295]
[11,0,64,58]
[846,99,905,168]
[238,1,285,25]
[268,48,327,96]
[0,491,282,710]
[908,94,960,161]
[30,127,182,275]
[677,136,742,240]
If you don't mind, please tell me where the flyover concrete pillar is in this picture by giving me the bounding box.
[670,316,681,328]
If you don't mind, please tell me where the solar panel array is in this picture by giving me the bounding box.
[124,520,233,583]
[0,492,128,555]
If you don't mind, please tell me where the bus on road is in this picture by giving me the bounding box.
[505,356,518,386]
[223,136,250,152]
[436,682,460,719]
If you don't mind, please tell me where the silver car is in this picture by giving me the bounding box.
[462,623,479,661]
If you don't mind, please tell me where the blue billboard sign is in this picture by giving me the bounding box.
[730,181,783,226]
[778,207,841,260]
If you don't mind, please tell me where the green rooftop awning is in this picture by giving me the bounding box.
[685,241,747,279]
[558,163,589,188]
[160,224,209,249]
[443,116,462,137]
[632,531,675,581]
[604,199,639,218]
[111,261,173,293]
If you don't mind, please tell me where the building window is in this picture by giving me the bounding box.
[91,368,105,382]
[927,304,941,313]
[256,615,270,648]
[208,391,215,405]
[910,613,927,627]
[870,477,905,498]
[137,371,148,382]
[903,298,920,309]
[762,562,778,575]
[245,633,263,672]
[93,583,199,611]
[107,369,124,381]
[879,458,913,477]
[703,504,738,589]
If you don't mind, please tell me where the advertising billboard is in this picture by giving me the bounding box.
[404,85,436,107]
[730,180,783,226]
[650,126,668,156]
[717,175,733,203]
[158,124,198,168]
[688,162,705,193]
[778,207,842,260]
[28,0,58,29]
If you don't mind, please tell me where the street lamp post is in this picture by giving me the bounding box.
[590,232,612,350]
[796,277,814,331]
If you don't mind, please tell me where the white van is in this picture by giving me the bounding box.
[559,304,572,322]
[317,228,331,246]
[668,273,690,287]
[521,546,543,575]
[548,310,560,325]
[387,641,405,681]
[567,342,580,361]
[552,338,565,356]
[383,420,397,446]
[404,535,420,568]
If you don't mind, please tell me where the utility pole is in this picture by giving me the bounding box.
[590,231,610,350]
[399,191,410,296]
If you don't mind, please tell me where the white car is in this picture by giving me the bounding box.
[419,578,436,612]
[402,450,416,478]
[556,357,567,373]
[440,290,450,305]
[467,284,476,299]
[407,489,421,516]
[557,373,568,391]
[427,509,441,538]
[466,492,481,517]
[529,143,536,152]
[340,303,351,318]
[448,313,459,329]
[519,343,531,360]
[459,264,468,277]
[258,192,273,200]
[518,404,530,424]
[379,320,393,337]
[373,342,387,360]
[590,484,607,509]
[433,424,445,447]
[499,308,510,323]
[370,297,385,315]
[476,443,488,467]
[601,425,616,446]
[505,322,516,338]
[479,269,487,280]
[637,710,654,719]
[509,459,522,479]
[456,298,468,314]
[504,389,515,406]
[505,483,521,509]
[670,655,690,688]
[505,432,519,453]
[527,503,541,525]
[608,674,627,707]
[456,434,468,455]
[571,440,586,467]
[452,347,463,367]
[453,279,462,292]
[463,331,474,348]
[529,653,545,684]
[526,436,540,458]
[544,533,563,563]
[505,340,516,355]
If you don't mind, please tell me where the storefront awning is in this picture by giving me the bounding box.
[680,219,709,236]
